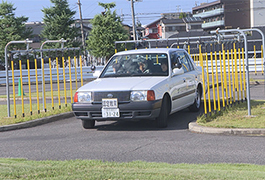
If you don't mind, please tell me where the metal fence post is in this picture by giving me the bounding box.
[40,39,67,111]
[241,28,265,107]
[5,39,33,117]
[210,29,251,116]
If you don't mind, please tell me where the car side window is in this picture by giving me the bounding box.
[178,52,192,73]
[170,52,181,69]
[184,53,195,71]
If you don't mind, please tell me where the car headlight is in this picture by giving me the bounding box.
[74,92,92,103]
[130,90,155,101]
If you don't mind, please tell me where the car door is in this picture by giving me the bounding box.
[179,51,197,105]
[170,50,197,112]
[169,51,189,113]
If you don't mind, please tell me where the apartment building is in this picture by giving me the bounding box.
[251,0,265,27]
[192,0,250,30]
[144,13,203,39]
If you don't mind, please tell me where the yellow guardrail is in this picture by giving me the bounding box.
[6,48,90,118]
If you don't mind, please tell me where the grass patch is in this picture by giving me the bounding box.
[0,89,74,126]
[197,100,265,129]
[1,159,265,179]
[0,103,71,126]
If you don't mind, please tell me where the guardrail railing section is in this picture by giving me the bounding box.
[5,47,88,118]
[196,42,249,117]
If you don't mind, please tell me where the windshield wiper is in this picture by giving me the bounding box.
[102,73,131,78]
[102,74,118,78]
[103,73,154,78]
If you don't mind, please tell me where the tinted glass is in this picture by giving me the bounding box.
[100,53,169,78]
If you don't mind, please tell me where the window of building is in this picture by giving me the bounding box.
[152,28,158,33]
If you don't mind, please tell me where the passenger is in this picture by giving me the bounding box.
[113,63,121,73]
[139,62,146,72]
[139,60,152,73]
[160,60,168,73]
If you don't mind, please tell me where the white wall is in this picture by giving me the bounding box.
[251,0,265,27]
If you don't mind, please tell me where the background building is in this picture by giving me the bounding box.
[192,0,250,31]
[25,21,44,49]
[251,0,265,28]
[160,16,203,38]
[144,12,203,39]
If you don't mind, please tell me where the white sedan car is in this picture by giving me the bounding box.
[72,48,206,129]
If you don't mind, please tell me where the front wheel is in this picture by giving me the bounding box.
[82,120,95,129]
[189,88,201,112]
[156,97,169,128]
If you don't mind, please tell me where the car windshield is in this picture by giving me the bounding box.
[100,53,169,78]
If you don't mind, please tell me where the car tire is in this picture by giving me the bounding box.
[189,87,201,112]
[82,120,95,129]
[156,97,169,128]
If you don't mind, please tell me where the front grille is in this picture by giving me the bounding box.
[135,111,151,116]
[90,112,102,118]
[74,112,88,116]
[93,91,130,102]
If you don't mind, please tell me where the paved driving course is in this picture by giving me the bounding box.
[1,107,265,165]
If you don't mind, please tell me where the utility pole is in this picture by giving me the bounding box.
[130,0,137,41]
[77,0,85,48]
[176,5,180,12]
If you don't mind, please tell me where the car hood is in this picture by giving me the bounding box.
[77,77,166,92]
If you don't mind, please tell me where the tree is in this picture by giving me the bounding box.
[0,1,32,63]
[179,12,187,19]
[41,0,80,48]
[86,2,129,60]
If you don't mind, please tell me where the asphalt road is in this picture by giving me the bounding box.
[1,108,265,165]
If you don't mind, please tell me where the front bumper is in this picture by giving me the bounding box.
[72,100,162,121]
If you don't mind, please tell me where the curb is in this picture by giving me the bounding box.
[189,122,265,136]
[0,112,74,132]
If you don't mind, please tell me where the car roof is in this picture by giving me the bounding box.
[115,48,185,55]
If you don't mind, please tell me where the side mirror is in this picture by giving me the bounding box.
[91,65,96,71]
[174,63,182,69]
[172,68,184,76]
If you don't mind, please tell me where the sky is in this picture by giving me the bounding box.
[9,0,210,26]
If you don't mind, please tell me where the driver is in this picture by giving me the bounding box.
[139,62,146,72]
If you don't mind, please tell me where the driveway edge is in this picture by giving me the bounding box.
[0,112,74,132]
[189,122,265,136]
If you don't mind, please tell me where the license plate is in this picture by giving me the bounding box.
[102,98,119,117]
[102,98,118,108]
[102,108,120,117]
